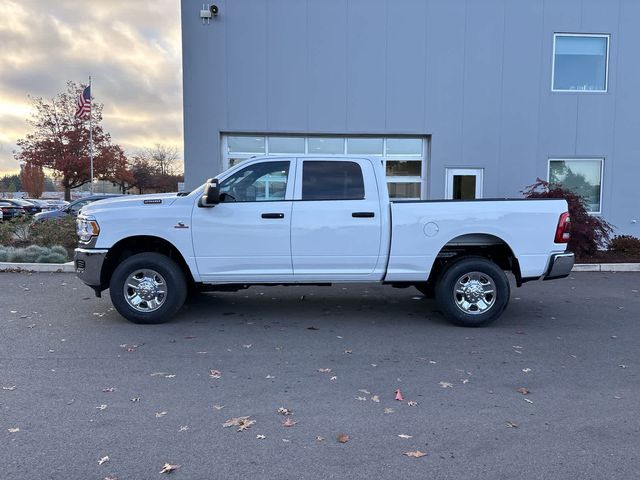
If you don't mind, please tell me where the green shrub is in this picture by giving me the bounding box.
[608,235,640,256]
[35,252,68,263]
[0,245,68,263]
[0,216,32,246]
[30,217,77,250]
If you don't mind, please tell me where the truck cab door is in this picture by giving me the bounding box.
[290,158,382,279]
[191,159,295,282]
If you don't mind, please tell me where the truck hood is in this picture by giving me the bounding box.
[81,193,180,215]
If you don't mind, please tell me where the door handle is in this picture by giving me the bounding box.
[261,213,285,219]
[352,212,375,218]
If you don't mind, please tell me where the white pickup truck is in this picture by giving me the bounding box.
[75,156,574,327]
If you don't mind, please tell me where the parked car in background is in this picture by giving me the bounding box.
[43,199,69,210]
[34,194,121,222]
[23,198,58,212]
[1,198,41,215]
[0,200,25,220]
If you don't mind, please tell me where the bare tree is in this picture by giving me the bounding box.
[141,144,180,176]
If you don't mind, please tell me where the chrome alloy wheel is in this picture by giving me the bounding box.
[124,269,167,312]
[453,271,496,315]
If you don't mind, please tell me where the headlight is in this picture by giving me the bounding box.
[76,216,100,243]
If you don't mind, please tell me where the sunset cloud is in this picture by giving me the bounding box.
[0,0,183,173]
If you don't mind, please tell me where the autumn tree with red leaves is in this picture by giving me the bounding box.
[20,162,45,198]
[15,82,132,200]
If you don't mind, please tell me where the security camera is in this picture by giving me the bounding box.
[210,4,219,16]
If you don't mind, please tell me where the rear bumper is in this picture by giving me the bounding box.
[543,252,575,280]
[74,248,108,288]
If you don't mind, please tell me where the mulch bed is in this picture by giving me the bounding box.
[576,251,640,264]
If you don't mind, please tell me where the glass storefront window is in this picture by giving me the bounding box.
[346,137,383,155]
[549,159,603,213]
[268,137,305,154]
[227,136,266,153]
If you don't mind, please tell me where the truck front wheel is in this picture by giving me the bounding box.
[109,252,187,324]
[435,256,510,327]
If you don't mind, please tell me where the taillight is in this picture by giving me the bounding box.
[554,212,571,243]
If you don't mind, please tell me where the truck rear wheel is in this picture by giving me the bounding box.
[435,256,510,327]
[109,252,187,324]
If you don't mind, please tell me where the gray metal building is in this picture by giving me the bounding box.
[181,0,640,235]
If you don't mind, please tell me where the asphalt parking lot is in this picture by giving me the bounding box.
[0,272,638,480]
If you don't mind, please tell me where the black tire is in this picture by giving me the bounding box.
[414,282,435,298]
[435,256,510,327]
[109,252,187,324]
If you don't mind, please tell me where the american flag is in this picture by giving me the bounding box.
[75,85,91,119]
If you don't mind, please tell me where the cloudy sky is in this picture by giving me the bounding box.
[0,0,182,174]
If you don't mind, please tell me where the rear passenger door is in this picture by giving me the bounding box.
[291,159,382,278]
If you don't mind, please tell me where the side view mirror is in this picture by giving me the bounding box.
[198,178,220,208]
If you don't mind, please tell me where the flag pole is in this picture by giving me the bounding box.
[89,75,94,195]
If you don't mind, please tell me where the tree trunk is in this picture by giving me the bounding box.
[64,185,71,201]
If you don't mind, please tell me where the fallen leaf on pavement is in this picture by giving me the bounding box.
[2,386,16,391]
[524,398,534,404]
[397,434,412,439]
[160,463,180,474]
[213,405,225,410]
[330,376,337,381]
[102,387,116,393]
[104,476,119,480]
[209,369,222,379]
[439,382,453,388]
[265,375,275,379]
[371,395,380,403]
[8,428,19,433]
[522,368,532,373]
[96,405,108,411]
[318,368,332,373]
[403,451,426,458]
[277,407,294,416]
[344,349,352,354]
[516,387,530,395]
[164,374,176,378]
[337,434,349,443]
[282,418,297,427]
[178,426,189,432]
[356,396,366,401]
[242,344,252,348]
[461,378,470,384]
[223,416,255,431]
[316,436,325,441]
[395,389,404,401]
[130,397,141,402]
[155,411,168,418]
[384,408,394,414]
[256,434,266,440]
[407,401,418,407]
[98,456,110,465]
[358,389,371,394]
[506,421,519,428]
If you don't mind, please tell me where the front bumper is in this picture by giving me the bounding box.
[74,248,108,288]
[543,252,575,280]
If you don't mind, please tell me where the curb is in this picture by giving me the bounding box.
[0,261,75,273]
[573,263,640,272]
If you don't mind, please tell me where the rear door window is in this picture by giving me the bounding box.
[301,161,365,201]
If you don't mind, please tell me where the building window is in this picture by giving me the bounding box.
[221,135,428,200]
[548,159,603,214]
[552,34,609,92]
